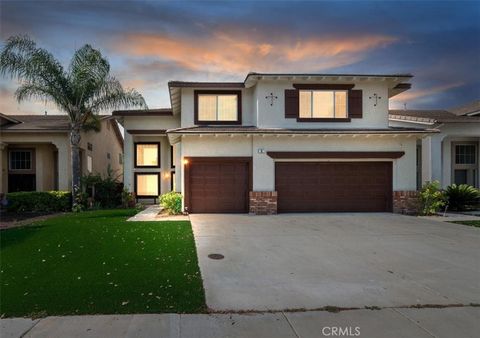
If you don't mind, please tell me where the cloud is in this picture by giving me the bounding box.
[113,31,398,75]
[391,81,465,105]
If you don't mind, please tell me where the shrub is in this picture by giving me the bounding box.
[419,181,445,215]
[6,191,71,213]
[444,184,480,211]
[159,192,182,215]
[81,167,123,209]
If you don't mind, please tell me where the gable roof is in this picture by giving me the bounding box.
[0,114,124,146]
[449,100,480,116]
[389,109,480,124]
[0,114,71,131]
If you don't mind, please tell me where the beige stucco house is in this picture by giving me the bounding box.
[114,73,438,215]
[389,100,480,189]
[0,114,124,193]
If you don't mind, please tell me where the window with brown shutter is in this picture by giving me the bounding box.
[348,90,363,118]
[284,89,299,118]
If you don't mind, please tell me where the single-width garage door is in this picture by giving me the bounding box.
[186,158,251,213]
[276,162,392,212]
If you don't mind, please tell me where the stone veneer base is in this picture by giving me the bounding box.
[393,190,420,215]
[249,191,278,215]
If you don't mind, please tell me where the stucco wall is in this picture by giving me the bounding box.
[0,133,70,192]
[390,120,480,188]
[255,80,389,129]
[79,119,124,180]
[180,87,255,127]
[0,119,123,193]
[122,135,172,196]
[178,81,390,129]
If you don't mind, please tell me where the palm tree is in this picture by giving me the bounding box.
[0,35,147,209]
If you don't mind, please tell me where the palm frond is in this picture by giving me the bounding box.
[0,35,71,108]
[69,44,110,106]
[88,76,147,113]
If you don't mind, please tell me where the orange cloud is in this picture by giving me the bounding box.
[113,32,398,75]
[391,82,464,106]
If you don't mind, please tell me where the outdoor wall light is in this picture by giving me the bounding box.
[183,159,189,165]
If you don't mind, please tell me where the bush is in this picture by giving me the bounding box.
[6,191,71,213]
[445,184,480,211]
[419,181,445,215]
[159,192,182,215]
[81,167,123,209]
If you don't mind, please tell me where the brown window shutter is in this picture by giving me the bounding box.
[284,89,299,118]
[348,90,363,118]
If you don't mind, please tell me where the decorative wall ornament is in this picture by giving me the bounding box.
[369,93,382,107]
[265,92,278,106]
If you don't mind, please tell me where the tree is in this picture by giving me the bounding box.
[0,35,147,209]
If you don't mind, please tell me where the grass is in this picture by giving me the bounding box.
[0,209,206,317]
[449,220,480,228]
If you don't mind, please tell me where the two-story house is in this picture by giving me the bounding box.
[113,73,437,215]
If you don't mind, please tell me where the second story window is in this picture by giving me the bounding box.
[299,90,347,119]
[194,90,241,124]
[135,142,160,168]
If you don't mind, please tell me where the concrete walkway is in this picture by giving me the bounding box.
[420,212,480,223]
[2,306,479,338]
[127,205,189,222]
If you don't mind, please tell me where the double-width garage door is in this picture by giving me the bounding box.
[276,162,392,212]
[186,158,251,213]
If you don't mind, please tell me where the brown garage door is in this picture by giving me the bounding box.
[185,157,251,213]
[276,162,392,212]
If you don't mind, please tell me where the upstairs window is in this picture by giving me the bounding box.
[195,90,241,124]
[135,143,160,168]
[299,90,347,119]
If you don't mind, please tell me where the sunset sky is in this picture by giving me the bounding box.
[1,0,479,114]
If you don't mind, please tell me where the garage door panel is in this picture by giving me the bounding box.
[187,158,250,213]
[276,162,392,212]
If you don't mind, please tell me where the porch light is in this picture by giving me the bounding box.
[183,159,189,165]
[164,172,171,179]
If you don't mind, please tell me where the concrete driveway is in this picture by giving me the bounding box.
[190,213,480,311]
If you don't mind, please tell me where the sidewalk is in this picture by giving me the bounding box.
[2,306,478,338]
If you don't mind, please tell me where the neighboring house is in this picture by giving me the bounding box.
[389,100,480,189]
[0,114,124,193]
[114,72,437,215]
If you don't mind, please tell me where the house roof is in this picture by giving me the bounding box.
[112,108,173,117]
[449,100,480,116]
[0,114,71,131]
[167,125,437,135]
[0,114,124,147]
[389,109,480,124]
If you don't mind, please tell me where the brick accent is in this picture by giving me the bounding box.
[249,191,277,215]
[393,191,420,215]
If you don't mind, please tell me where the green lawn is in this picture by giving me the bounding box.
[0,209,206,317]
[450,220,480,228]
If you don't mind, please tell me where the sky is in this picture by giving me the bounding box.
[1,0,479,115]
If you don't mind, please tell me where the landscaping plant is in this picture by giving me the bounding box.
[159,192,182,215]
[444,184,480,211]
[6,191,71,213]
[419,181,446,215]
[0,35,146,210]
